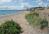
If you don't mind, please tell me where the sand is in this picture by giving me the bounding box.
[0,11,48,34]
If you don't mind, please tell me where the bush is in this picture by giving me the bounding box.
[40,19,48,29]
[0,20,22,34]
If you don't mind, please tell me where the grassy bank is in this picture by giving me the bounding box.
[25,12,48,29]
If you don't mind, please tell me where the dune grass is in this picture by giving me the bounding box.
[25,12,48,29]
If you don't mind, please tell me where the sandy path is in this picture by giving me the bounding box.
[0,11,48,34]
[10,11,34,34]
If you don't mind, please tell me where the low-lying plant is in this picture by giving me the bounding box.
[0,20,22,34]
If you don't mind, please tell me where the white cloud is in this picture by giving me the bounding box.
[22,3,33,8]
[47,0,49,1]
[35,0,46,7]
[37,0,48,7]
[32,0,42,2]
[0,6,16,10]
[0,0,12,2]
[32,0,47,7]
[32,0,45,7]
[0,0,48,10]
[16,0,24,2]
[16,2,33,10]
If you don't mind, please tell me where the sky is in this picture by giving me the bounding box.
[0,0,49,10]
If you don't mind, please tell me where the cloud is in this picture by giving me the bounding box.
[32,0,48,7]
[0,0,13,2]
[16,2,33,10]
[15,0,33,9]
[0,0,48,10]
[0,6,16,10]
[21,3,33,8]
[34,0,47,7]
[37,0,43,6]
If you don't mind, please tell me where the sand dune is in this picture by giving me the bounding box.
[0,11,48,34]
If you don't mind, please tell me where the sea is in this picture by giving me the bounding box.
[0,10,21,15]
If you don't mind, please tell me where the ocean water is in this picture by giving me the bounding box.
[0,10,19,15]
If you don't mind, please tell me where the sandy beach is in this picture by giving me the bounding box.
[0,11,48,34]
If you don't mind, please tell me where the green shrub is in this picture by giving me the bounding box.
[0,20,22,34]
[40,19,48,29]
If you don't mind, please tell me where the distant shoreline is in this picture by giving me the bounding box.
[0,10,30,16]
[0,11,30,18]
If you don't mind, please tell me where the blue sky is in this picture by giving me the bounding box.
[0,0,49,10]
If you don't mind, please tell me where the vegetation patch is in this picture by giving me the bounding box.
[0,20,22,34]
[25,12,48,29]
[40,19,48,29]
